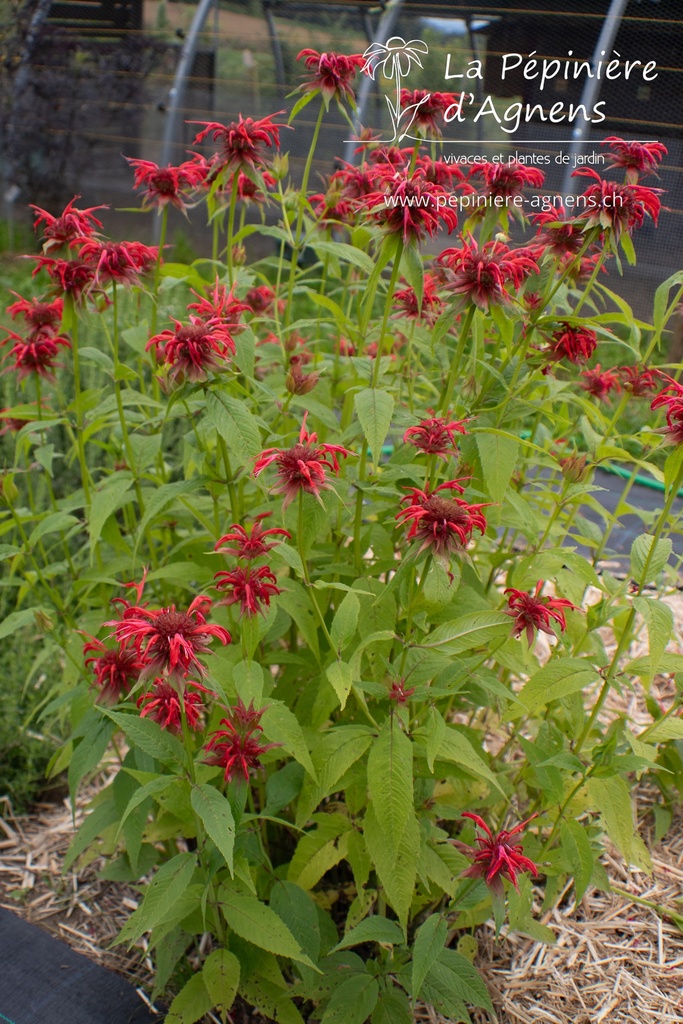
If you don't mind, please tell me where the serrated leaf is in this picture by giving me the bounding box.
[270,880,321,962]
[133,479,200,558]
[363,804,418,930]
[0,607,44,641]
[165,972,213,1024]
[436,728,504,795]
[421,612,510,654]
[28,511,79,546]
[283,579,320,662]
[220,891,320,970]
[645,718,683,742]
[320,974,379,1024]
[412,915,447,1000]
[288,815,351,891]
[63,798,119,871]
[354,389,394,463]
[313,240,375,275]
[511,658,598,718]
[367,720,413,846]
[333,916,404,951]
[630,534,672,585]
[476,432,519,502]
[88,474,133,561]
[202,949,240,1012]
[116,853,197,946]
[261,700,316,779]
[68,717,114,802]
[586,775,652,871]
[206,390,262,467]
[371,988,412,1024]
[102,710,186,769]
[191,783,235,874]
[327,661,354,710]
[330,590,360,654]
[633,596,674,682]
[561,820,595,902]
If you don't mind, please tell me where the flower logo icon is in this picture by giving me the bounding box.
[361,36,431,143]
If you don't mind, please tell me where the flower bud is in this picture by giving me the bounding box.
[559,452,589,483]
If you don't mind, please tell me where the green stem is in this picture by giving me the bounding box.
[439,306,475,415]
[298,491,335,652]
[371,242,404,389]
[226,172,240,286]
[285,101,325,328]
[70,312,92,504]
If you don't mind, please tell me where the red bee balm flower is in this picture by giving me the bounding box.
[399,89,460,137]
[471,161,545,199]
[6,294,63,333]
[32,257,97,303]
[192,113,286,173]
[396,481,488,557]
[2,331,71,382]
[147,317,236,382]
[108,595,231,675]
[296,49,365,105]
[619,364,657,396]
[388,679,416,704]
[504,580,578,645]
[254,412,355,509]
[214,564,283,618]
[361,171,458,244]
[30,196,107,251]
[580,364,620,399]
[438,239,539,310]
[546,323,598,365]
[651,374,683,445]
[403,415,467,458]
[572,168,661,241]
[83,638,145,705]
[394,273,443,324]
[602,137,667,183]
[137,677,212,733]
[215,512,291,560]
[126,157,208,212]
[451,812,539,898]
[187,280,250,327]
[79,240,159,288]
[204,699,280,783]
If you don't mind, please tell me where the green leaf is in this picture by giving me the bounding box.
[400,243,424,310]
[191,784,235,874]
[633,596,674,682]
[327,661,354,710]
[28,511,79,546]
[586,776,652,871]
[645,718,683,742]
[561,820,595,902]
[202,949,240,1012]
[333,917,404,951]
[412,915,447,1000]
[288,815,351,891]
[436,727,504,795]
[261,700,316,779]
[283,579,320,662]
[476,432,519,502]
[421,612,511,654]
[312,240,375,276]
[423,707,446,773]
[363,804,418,930]
[270,880,321,962]
[320,974,379,1024]
[653,271,683,333]
[165,972,213,1024]
[371,988,412,1024]
[102,710,186,770]
[630,534,672,585]
[330,590,360,654]
[367,719,413,846]
[68,716,114,802]
[88,474,133,561]
[511,658,598,718]
[220,891,320,970]
[354,389,394,463]
[63,798,119,871]
[206,390,262,467]
[297,728,373,826]
[134,479,200,558]
[0,607,44,641]
[423,948,492,1019]
[117,853,197,946]
[121,321,149,355]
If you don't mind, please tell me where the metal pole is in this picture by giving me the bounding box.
[343,0,406,166]
[263,0,286,102]
[561,0,629,196]
[158,0,216,171]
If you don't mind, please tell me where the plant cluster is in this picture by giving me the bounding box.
[2,45,683,1024]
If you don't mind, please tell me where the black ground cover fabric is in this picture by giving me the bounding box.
[0,909,161,1024]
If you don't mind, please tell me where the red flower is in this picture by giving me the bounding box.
[388,679,416,704]
[532,206,586,257]
[30,196,107,252]
[651,373,683,445]
[192,112,286,173]
[1,331,71,382]
[545,322,598,365]
[398,89,459,137]
[619,364,657,396]
[504,580,577,646]
[187,280,250,328]
[396,481,488,557]
[403,415,467,458]
[394,273,443,324]
[296,49,365,105]
[6,294,63,334]
[222,169,277,205]
[32,257,97,303]
[108,594,231,676]
[361,171,458,244]
[215,512,291,560]
[580,364,620,400]
[451,812,539,898]
[79,240,159,288]
[147,317,236,382]
[204,699,280,782]
[137,677,211,733]
[602,137,667,183]
[438,238,539,310]
[83,638,145,705]
[470,161,545,199]
[214,564,283,617]
[416,155,466,187]
[254,412,355,510]
[572,168,662,241]
[126,156,208,212]
[245,285,283,317]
